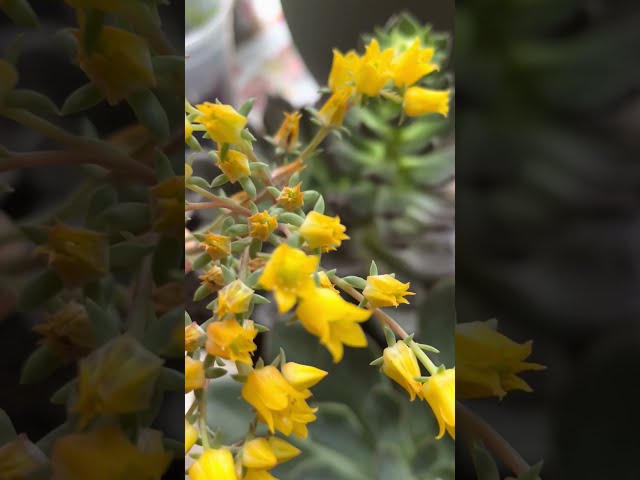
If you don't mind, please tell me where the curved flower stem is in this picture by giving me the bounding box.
[299,126,331,161]
[457,402,532,477]
[0,108,156,184]
[186,185,252,216]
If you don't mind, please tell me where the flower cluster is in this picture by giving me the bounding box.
[184,32,458,478]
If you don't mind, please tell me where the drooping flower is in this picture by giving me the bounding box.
[184,356,205,393]
[272,111,302,151]
[299,211,349,252]
[317,88,353,128]
[32,301,95,361]
[382,341,423,401]
[363,274,415,308]
[199,265,226,292]
[51,425,171,480]
[456,321,545,399]
[0,434,48,480]
[72,26,156,105]
[422,368,455,440]
[244,470,277,480]
[194,102,247,146]
[403,86,450,117]
[71,335,164,428]
[216,149,251,183]
[248,211,278,241]
[295,287,371,362]
[189,448,238,480]
[391,38,439,87]
[36,223,109,287]
[353,38,394,97]
[185,421,198,455]
[242,436,301,472]
[258,244,319,313]
[276,183,304,212]
[216,280,254,318]
[184,321,206,353]
[241,365,324,438]
[206,318,258,364]
[200,233,231,261]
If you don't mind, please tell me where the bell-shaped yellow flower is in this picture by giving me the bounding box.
[73,26,156,105]
[327,49,360,93]
[199,265,226,293]
[71,334,163,428]
[217,149,251,183]
[316,271,339,293]
[242,438,277,470]
[185,322,206,353]
[281,362,328,391]
[194,102,248,146]
[267,436,301,463]
[422,368,455,440]
[32,301,95,362]
[248,211,278,241]
[206,318,258,364]
[37,223,109,287]
[363,274,415,308]
[51,425,171,480]
[244,470,277,480]
[185,356,205,392]
[382,341,423,401]
[456,321,545,399]
[185,421,198,455]
[299,211,349,252]
[258,244,319,313]
[217,280,254,318]
[317,88,352,128]
[189,448,239,480]
[241,365,322,438]
[353,39,394,97]
[391,38,439,88]
[272,111,302,151]
[403,86,450,117]
[200,233,231,261]
[295,287,371,362]
[0,434,48,480]
[276,183,304,212]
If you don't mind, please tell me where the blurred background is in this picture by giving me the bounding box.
[456,0,640,478]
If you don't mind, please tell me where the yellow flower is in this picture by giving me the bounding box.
[353,38,394,97]
[241,365,321,438]
[327,49,360,93]
[295,288,371,363]
[281,362,328,390]
[244,470,277,480]
[51,425,171,480]
[363,274,415,308]
[32,301,95,362]
[316,271,339,293]
[217,149,251,183]
[0,59,18,103]
[189,448,239,480]
[248,211,278,241]
[206,318,258,364]
[185,356,205,392]
[200,233,231,261]
[73,26,155,105]
[403,87,450,117]
[185,321,206,352]
[150,176,184,237]
[382,341,423,401]
[71,335,163,428]
[0,434,48,480]
[185,116,193,141]
[37,223,109,287]
[276,183,304,212]
[185,421,198,455]
[199,265,226,293]
[456,321,545,399]
[217,280,254,318]
[242,436,301,471]
[272,111,302,151]
[299,210,349,252]
[391,38,439,87]
[317,88,352,128]
[422,368,455,440]
[258,244,319,313]
[194,102,247,146]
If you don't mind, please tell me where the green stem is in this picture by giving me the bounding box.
[410,340,438,376]
[186,185,252,216]
[197,389,211,449]
[299,126,331,161]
